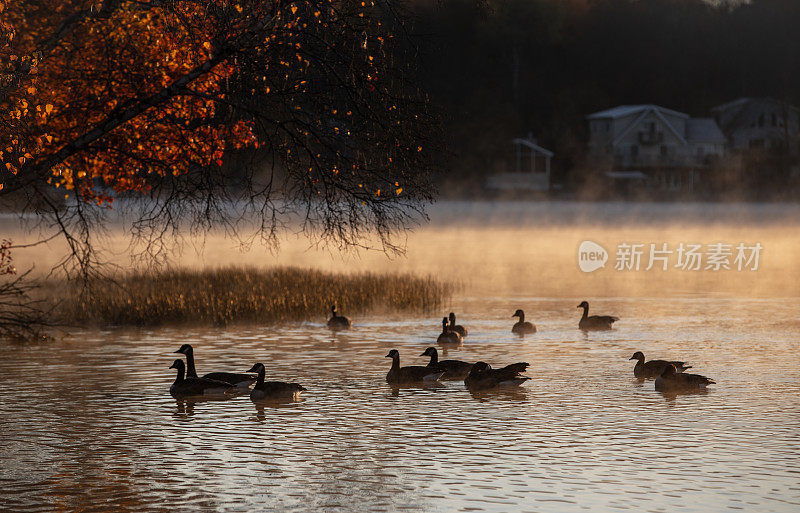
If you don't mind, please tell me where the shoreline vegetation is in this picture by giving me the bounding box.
[46,267,452,328]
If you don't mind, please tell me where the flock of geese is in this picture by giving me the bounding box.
[168,301,715,402]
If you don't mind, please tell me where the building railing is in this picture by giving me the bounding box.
[613,154,718,168]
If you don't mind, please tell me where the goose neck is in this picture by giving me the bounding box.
[185,348,198,378]
[174,365,185,384]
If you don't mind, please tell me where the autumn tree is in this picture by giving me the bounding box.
[0,0,441,336]
[0,0,438,273]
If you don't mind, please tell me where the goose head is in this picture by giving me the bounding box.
[577,301,589,309]
[449,312,456,324]
[330,304,337,315]
[420,347,437,357]
[660,364,678,377]
[629,351,645,362]
[169,359,185,372]
[512,309,524,318]
[174,344,193,355]
[247,362,265,373]
[469,361,491,376]
[441,317,449,329]
[385,349,399,359]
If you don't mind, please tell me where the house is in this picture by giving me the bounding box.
[587,104,726,191]
[485,137,553,192]
[711,97,800,152]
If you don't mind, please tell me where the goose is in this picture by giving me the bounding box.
[437,317,463,345]
[327,304,352,330]
[168,359,235,399]
[655,364,715,392]
[174,344,256,387]
[448,312,468,337]
[630,351,692,378]
[420,347,472,379]
[464,361,530,390]
[577,301,619,331]
[246,362,306,401]
[511,309,536,334]
[385,349,444,383]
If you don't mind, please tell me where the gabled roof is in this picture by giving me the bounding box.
[711,97,800,133]
[686,118,726,144]
[611,107,688,147]
[711,97,799,114]
[512,138,554,157]
[587,104,689,120]
[710,97,752,114]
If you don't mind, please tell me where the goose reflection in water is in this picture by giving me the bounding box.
[467,386,529,403]
[658,387,711,403]
[173,399,197,419]
[172,394,236,419]
[253,398,305,422]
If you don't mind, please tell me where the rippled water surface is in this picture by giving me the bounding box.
[2,297,799,512]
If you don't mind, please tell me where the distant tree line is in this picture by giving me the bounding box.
[409,0,800,195]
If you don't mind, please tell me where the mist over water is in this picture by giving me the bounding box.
[6,200,800,297]
[2,201,800,512]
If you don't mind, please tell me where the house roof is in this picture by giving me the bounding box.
[512,138,554,157]
[710,97,753,114]
[686,118,726,143]
[711,97,800,133]
[611,107,688,147]
[587,104,689,120]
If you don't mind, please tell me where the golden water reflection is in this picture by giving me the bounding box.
[1,296,799,512]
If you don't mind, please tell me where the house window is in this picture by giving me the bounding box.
[772,113,777,127]
[660,145,669,156]
[630,146,638,157]
[750,138,764,149]
[696,146,705,157]
[758,114,765,127]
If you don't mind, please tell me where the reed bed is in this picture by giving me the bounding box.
[51,266,452,327]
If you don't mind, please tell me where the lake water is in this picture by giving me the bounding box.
[1,202,800,512]
[1,296,799,512]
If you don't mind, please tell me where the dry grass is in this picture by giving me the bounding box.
[49,266,452,327]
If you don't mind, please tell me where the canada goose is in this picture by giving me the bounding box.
[174,344,256,387]
[420,347,472,379]
[246,362,306,401]
[437,317,463,345]
[327,304,352,330]
[448,312,468,337]
[629,351,692,378]
[511,309,536,334]
[385,349,444,383]
[655,364,715,391]
[577,301,619,331]
[464,361,530,390]
[168,359,235,399]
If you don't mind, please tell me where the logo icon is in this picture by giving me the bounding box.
[578,240,608,273]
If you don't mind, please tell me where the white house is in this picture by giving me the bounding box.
[587,104,726,191]
[711,97,800,152]
[485,137,553,192]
